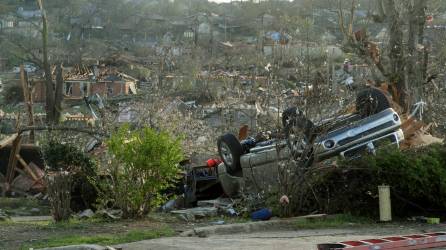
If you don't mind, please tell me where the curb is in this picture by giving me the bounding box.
[180,214,327,237]
[37,244,108,250]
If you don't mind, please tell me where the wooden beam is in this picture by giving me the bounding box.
[0,133,18,150]
[5,135,22,186]
[16,154,39,182]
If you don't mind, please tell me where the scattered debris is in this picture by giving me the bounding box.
[77,209,95,219]
[279,195,290,205]
[211,220,225,225]
[160,199,177,212]
[96,209,122,220]
[251,208,272,221]
[171,207,218,222]
[197,198,233,208]
[409,216,441,224]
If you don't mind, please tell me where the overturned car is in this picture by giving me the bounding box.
[216,87,405,195]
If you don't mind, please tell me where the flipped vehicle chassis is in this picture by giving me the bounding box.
[217,87,404,177]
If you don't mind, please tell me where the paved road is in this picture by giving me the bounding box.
[116,228,440,250]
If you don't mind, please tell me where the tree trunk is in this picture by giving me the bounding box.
[20,65,35,142]
[37,0,55,124]
[407,0,427,102]
[54,64,64,123]
[385,0,406,106]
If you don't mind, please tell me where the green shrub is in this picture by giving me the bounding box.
[42,141,96,175]
[103,124,183,218]
[310,144,446,218]
[41,141,98,212]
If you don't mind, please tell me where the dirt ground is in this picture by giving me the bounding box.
[0,215,204,250]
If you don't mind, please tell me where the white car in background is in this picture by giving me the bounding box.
[13,63,38,74]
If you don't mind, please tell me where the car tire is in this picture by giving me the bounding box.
[356,87,391,118]
[217,133,244,175]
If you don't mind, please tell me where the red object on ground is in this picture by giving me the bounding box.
[206,158,222,168]
[426,15,433,24]
[317,232,446,250]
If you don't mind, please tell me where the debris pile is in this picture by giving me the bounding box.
[0,133,45,197]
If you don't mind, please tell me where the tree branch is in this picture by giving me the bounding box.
[18,126,107,139]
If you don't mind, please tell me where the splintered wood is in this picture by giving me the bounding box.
[1,134,46,195]
[371,85,441,149]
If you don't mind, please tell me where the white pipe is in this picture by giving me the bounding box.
[379,185,392,222]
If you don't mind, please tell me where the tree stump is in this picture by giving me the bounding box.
[46,171,72,222]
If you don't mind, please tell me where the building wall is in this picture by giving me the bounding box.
[38,80,132,102]
[90,81,128,98]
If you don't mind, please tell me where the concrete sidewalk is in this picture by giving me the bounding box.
[115,229,382,250]
[114,223,446,250]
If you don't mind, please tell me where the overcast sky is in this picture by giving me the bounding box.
[208,0,291,3]
[208,0,230,2]
[208,0,236,2]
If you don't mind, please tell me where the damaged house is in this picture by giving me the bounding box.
[28,65,138,103]
[63,65,138,100]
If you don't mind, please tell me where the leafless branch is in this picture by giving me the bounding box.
[18,126,106,139]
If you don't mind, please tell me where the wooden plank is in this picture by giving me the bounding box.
[28,162,45,187]
[403,121,424,138]
[401,116,416,130]
[5,135,22,185]
[0,133,18,150]
[16,154,39,182]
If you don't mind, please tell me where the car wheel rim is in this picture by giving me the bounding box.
[220,142,234,166]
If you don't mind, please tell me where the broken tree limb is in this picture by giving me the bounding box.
[18,126,107,138]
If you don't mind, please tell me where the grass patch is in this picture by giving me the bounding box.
[21,227,175,249]
[0,197,50,216]
[0,197,42,209]
[293,214,374,230]
[0,217,119,231]
[34,218,111,230]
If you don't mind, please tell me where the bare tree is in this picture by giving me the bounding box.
[37,0,62,124]
[338,0,428,109]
